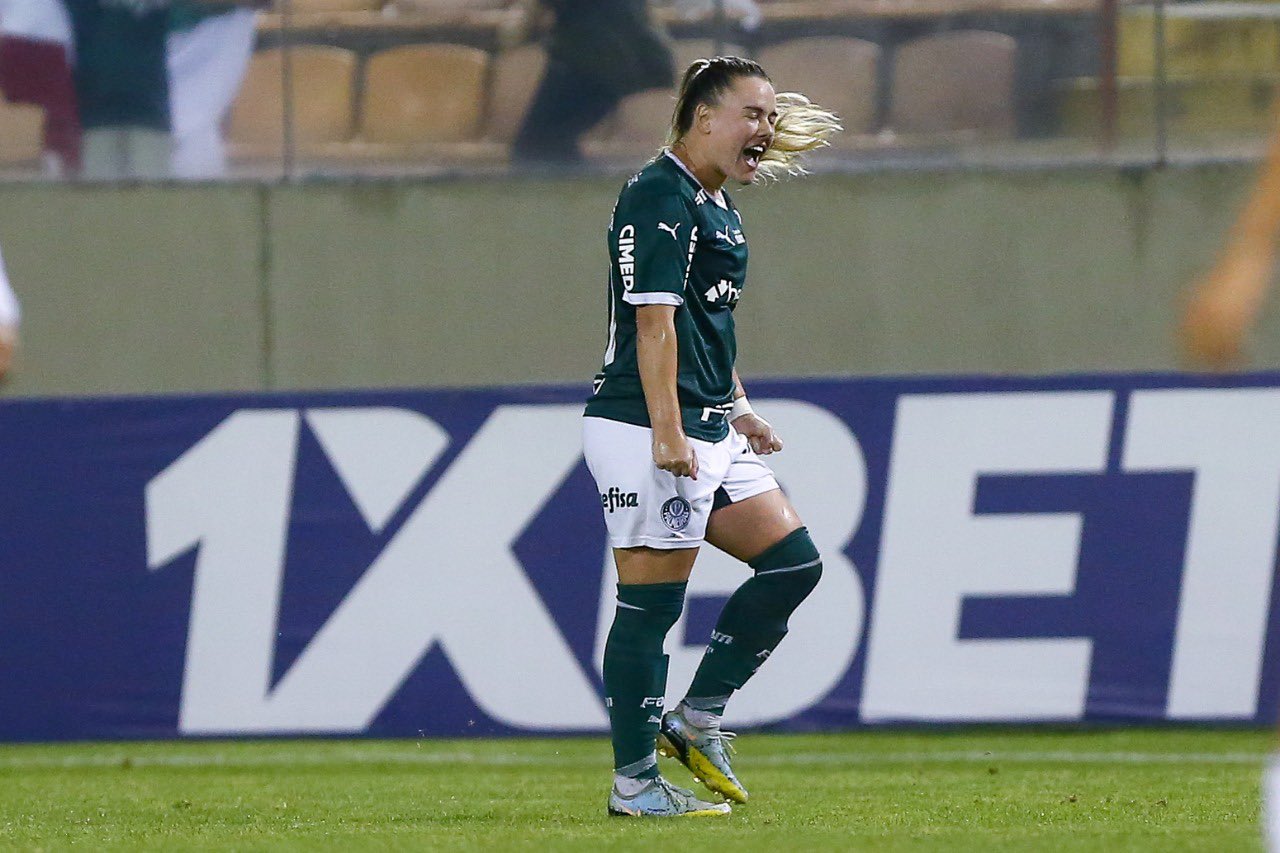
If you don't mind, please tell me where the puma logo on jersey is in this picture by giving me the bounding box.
[657,221,681,241]
[703,278,741,305]
[716,227,745,246]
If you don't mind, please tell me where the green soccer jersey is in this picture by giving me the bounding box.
[585,152,749,442]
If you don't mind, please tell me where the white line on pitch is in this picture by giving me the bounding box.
[0,749,1266,771]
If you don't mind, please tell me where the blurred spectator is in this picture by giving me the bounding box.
[0,242,19,383]
[512,0,674,165]
[0,0,82,174]
[166,0,259,180]
[64,0,172,180]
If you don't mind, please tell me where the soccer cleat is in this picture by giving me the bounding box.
[607,775,732,817]
[657,708,749,804]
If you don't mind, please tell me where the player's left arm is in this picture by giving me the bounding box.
[729,368,783,455]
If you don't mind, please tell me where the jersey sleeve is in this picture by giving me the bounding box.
[613,187,696,307]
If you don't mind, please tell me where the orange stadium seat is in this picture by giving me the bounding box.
[227,47,358,157]
[484,43,548,144]
[586,39,745,161]
[360,44,489,145]
[757,36,880,140]
[888,30,1016,136]
[0,100,44,166]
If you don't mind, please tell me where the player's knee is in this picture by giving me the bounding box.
[749,526,822,608]
[607,581,687,654]
[641,598,685,636]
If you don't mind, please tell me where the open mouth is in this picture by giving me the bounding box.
[742,143,767,169]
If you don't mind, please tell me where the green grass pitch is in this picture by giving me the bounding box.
[0,728,1269,850]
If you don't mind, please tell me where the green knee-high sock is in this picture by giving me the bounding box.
[685,528,822,715]
[603,581,687,778]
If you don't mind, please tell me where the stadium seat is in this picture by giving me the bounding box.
[484,43,548,144]
[227,47,358,157]
[888,30,1016,136]
[585,39,745,161]
[756,36,880,139]
[360,44,489,145]
[0,100,44,166]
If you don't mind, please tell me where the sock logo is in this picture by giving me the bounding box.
[640,696,665,708]
[600,487,639,513]
[660,496,691,531]
[710,630,733,645]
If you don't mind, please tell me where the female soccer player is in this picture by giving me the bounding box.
[582,56,840,817]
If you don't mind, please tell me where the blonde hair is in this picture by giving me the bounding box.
[756,91,842,180]
[666,57,842,181]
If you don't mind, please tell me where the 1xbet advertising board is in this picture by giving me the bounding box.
[2,373,1279,741]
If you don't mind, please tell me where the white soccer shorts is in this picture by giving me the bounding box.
[582,415,780,550]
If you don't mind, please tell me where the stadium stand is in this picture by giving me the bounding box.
[888,30,1017,136]
[220,0,1127,171]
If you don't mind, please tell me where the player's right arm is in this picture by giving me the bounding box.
[636,304,697,479]
[1181,120,1280,367]
[614,183,699,477]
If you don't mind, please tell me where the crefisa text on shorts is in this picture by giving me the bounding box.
[600,486,640,513]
